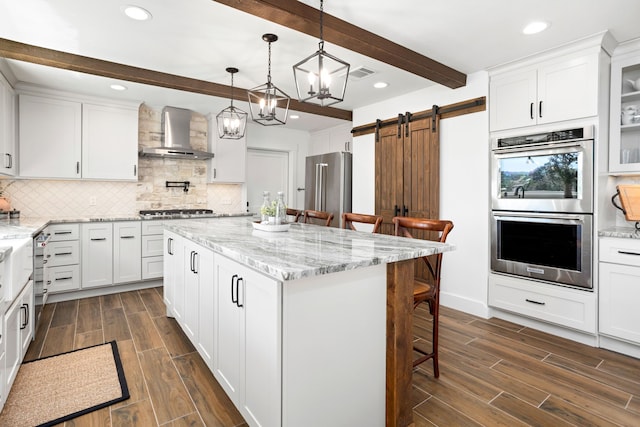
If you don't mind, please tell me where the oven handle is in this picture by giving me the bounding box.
[493,213,585,222]
[492,141,586,155]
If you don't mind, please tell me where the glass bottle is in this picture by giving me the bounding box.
[260,191,271,223]
[275,191,286,225]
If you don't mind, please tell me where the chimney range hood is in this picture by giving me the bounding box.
[139,106,214,160]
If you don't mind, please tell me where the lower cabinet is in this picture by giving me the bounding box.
[163,231,180,317]
[3,280,34,405]
[81,221,141,289]
[213,255,281,427]
[599,237,640,345]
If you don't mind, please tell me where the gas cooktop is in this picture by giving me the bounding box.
[139,209,214,217]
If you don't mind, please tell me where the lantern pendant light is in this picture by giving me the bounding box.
[248,34,290,126]
[216,67,248,139]
[293,0,350,107]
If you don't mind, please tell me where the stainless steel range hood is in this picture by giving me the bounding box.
[139,106,214,160]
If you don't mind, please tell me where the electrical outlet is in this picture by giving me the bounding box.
[89,196,97,206]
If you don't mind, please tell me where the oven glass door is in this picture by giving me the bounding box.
[491,212,592,289]
[491,141,593,213]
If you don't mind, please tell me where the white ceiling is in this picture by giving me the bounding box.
[1,0,640,131]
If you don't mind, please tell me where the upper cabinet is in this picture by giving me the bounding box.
[609,39,640,173]
[489,34,614,132]
[18,89,139,180]
[206,114,246,183]
[309,122,353,156]
[0,74,16,176]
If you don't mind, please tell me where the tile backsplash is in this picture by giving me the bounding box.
[0,103,244,218]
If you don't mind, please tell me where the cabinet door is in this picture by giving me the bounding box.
[163,231,181,317]
[599,263,640,343]
[82,103,139,180]
[171,235,186,323]
[213,256,243,402]
[196,248,215,371]
[19,281,34,357]
[18,94,82,179]
[609,55,640,173]
[489,69,537,131]
[81,223,113,288]
[537,54,599,125]
[0,76,16,176]
[182,240,201,342]
[208,124,247,183]
[3,295,21,391]
[113,222,141,284]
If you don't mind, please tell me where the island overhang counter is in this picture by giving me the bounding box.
[164,217,455,427]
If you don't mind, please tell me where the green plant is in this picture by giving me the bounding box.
[260,199,286,216]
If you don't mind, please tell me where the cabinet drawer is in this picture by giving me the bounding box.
[142,235,163,257]
[142,256,163,280]
[141,221,164,235]
[489,274,596,333]
[47,223,80,241]
[600,237,640,266]
[45,264,81,293]
[44,240,80,267]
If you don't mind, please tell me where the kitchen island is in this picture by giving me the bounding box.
[165,217,455,427]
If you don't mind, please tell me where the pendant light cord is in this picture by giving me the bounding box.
[267,41,272,84]
[319,0,324,50]
[230,72,235,107]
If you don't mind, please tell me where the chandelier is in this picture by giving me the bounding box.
[292,0,350,106]
[216,67,248,139]
[247,34,290,126]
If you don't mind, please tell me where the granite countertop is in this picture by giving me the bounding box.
[599,226,640,239]
[166,217,455,282]
[0,212,253,240]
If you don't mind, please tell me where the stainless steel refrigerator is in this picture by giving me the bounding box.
[304,151,352,227]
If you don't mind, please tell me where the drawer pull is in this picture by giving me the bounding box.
[617,250,640,256]
[120,236,136,239]
[525,298,546,305]
[55,252,73,256]
[54,231,73,235]
[56,277,73,281]
[91,238,107,241]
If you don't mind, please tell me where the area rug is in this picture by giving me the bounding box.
[0,341,129,427]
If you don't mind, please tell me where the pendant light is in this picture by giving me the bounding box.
[292,0,350,107]
[216,67,248,139]
[247,34,290,126]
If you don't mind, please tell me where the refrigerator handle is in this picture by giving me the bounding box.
[315,163,328,211]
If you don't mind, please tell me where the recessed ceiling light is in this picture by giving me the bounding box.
[373,82,388,89]
[290,114,300,119]
[122,5,152,21]
[110,84,127,91]
[522,21,549,35]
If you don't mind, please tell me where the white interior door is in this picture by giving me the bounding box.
[247,149,290,215]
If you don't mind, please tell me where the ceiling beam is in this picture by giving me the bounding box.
[0,38,353,121]
[213,0,467,89]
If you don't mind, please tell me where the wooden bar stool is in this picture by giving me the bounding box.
[303,210,334,226]
[392,216,453,377]
[341,212,383,233]
[286,208,302,223]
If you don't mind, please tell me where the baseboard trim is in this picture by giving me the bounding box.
[440,292,489,319]
[45,280,163,303]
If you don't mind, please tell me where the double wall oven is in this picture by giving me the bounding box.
[490,126,594,290]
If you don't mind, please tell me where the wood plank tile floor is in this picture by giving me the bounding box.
[14,287,640,426]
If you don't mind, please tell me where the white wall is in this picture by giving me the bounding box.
[352,71,491,317]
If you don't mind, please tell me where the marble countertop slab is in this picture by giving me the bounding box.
[166,217,455,282]
[0,212,252,240]
[0,245,12,262]
[599,226,640,239]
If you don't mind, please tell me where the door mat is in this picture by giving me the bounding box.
[0,341,129,427]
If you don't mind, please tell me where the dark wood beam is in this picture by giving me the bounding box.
[213,0,467,89]
[0,38,353,122]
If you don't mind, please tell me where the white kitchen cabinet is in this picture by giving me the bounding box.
[488,273,597,333]
[45,223,81,293]
[142,221,164,280]
[81,223,113,288]
[490,50,600,131]
[18,90,139,180]
[213,254,281,427]
[163,231,184,320]
[0,313,4,409]
[3,280,33,400]
[82,103,139,180]
[0,73,16,176]
[599,237,640,344]
[113,221,141,284]
[309,122,353,155]
[207,114,246,183]
[608,40,640,173]
[18,93,82,179]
